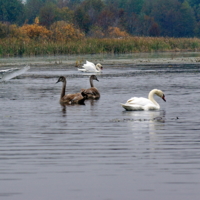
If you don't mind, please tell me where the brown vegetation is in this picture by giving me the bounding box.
[0,17,200,57]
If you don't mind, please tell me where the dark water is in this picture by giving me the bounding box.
[0,60,200,200]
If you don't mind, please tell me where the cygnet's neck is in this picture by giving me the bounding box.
[61,79,66,98]
[90,77,94,87]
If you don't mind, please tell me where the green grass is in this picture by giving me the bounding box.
[0,36,200,57]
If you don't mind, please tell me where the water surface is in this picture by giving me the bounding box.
[0,55,200,200]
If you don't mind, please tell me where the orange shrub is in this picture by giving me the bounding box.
[9,25,29,40]
[20,24,51,40]
[107,27,129,38]
[0,23,29,42]
[50,21,84,42]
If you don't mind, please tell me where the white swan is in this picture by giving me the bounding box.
[121,89,166,111]
[78,60,103,72]
[0,65,30,82]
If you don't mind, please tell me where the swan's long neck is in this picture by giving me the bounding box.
[61,79,66,98]
[148,89,160,108]
[90,77,94,87]
[95,65,100,72]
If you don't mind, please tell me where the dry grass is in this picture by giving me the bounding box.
[0,36,200,57]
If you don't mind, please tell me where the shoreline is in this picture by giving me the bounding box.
[0,52,200,68]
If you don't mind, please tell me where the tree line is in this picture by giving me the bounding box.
[0,0,200,38]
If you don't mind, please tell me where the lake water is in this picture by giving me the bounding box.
[0,53,200,200]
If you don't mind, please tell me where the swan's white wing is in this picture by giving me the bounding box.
[86,60,95,65]
[82,63,97,72]
[78,65,96,72]
[121,103,144,111]
[126,97,153,106]
[0,65,30,81]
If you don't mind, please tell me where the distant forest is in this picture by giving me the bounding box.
[0,0,200,38]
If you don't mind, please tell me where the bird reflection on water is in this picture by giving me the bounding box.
[122,110,166,135]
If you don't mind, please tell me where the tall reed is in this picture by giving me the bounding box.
[0,37,200,57]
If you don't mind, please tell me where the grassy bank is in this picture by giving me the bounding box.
[0,37,200,57]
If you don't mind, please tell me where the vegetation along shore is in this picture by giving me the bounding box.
[1,0,200,57]
[1,35,200,57]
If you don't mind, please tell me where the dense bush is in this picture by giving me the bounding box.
[0,0,200,38]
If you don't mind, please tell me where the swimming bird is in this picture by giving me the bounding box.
[78,60,103,73]
[0,65,30,82]
[121,89,166,111]
[56,76,87,105]
[81,75,100,99]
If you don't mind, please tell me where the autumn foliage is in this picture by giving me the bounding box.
[20,24,51,40]
[49,21,84,42]
[0,19,129,42]
[0,1,200,57]
[0,18,85,42]
[107,27,129,38]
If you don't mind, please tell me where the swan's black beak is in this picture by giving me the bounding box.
[56,78,61,83]
[162,95,166,102]
[96,78,99,82]
[56,79,61,84]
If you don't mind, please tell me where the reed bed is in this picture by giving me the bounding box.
[0,37,200,57]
